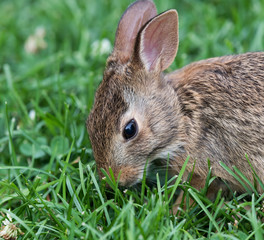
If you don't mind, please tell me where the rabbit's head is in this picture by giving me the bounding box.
[87,0,184,186]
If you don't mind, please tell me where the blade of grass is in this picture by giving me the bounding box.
[81,222,102,239]
[4,64,31,123]
[100,223,123,240]
[79,160,87,196]
[0,166,57,179]
[66,175,83,213]
[87,164,111,226]
[55,140,74,194]
[4,103,22,188]
[246,154,264,191]
[168,156,189,203]
[233,166,257,195]
[219,161,251,192]
[156,173,162,205]
[188,188,220,233]
[246,193,264,240]
[5,103,18,167]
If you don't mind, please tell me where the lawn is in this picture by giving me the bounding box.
[1,0,264,239]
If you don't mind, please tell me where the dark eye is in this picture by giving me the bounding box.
[123,119,138,140]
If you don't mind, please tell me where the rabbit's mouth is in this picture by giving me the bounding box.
[145,158,175,187]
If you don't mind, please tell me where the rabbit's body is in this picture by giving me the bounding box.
[166,52,264,192]
[87,0,264,202]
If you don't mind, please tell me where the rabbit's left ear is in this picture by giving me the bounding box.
[139,10,179,72]
[113,0,157,63]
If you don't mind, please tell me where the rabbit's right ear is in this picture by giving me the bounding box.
[113,0,157,63]
[139,10,179,72]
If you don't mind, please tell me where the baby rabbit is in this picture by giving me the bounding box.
[87,0,264,203]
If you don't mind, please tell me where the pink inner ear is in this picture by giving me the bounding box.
[140,10,179,72]
[142,21,164,70]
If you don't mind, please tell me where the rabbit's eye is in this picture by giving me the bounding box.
[123,119,138,140]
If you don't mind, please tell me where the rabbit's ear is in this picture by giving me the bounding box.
[139,10,179,72]
[113,0,157,63]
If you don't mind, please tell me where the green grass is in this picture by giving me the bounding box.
[1,0,264,239]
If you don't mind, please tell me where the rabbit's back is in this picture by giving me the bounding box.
[166,52,264,190]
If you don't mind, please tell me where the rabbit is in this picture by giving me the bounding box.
[87,0,264,206]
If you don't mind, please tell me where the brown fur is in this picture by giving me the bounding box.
[166,52,264,191]
[87,0,264,203]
